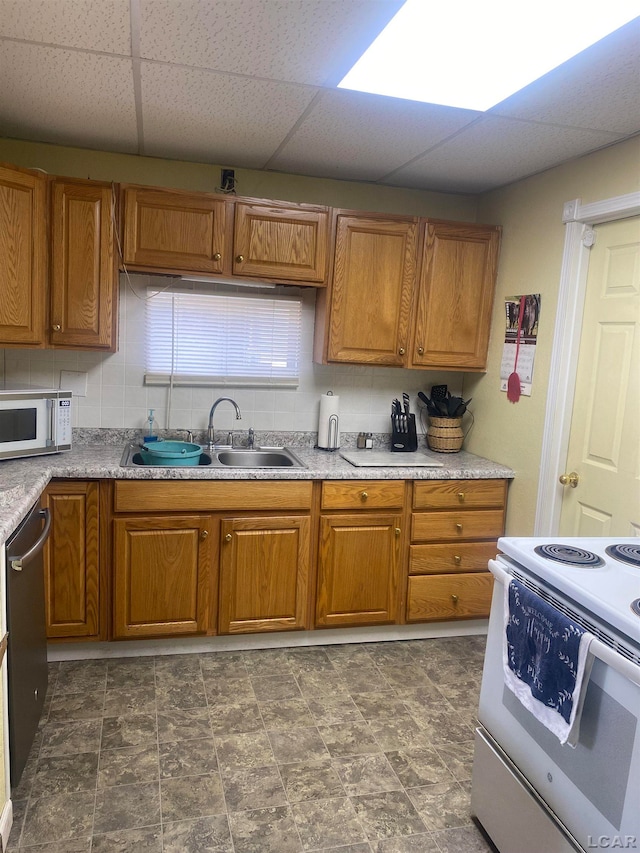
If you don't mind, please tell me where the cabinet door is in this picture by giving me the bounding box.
[113,515,211,638]
[316,514,402,627]
[233,202,329,283]
[43,482,101,640]
[219,516,310,634]
[122,186,231,274]
[412,221,500,370]
[327,215,417,365]
[50,179,118,350]
[0,163,47,346]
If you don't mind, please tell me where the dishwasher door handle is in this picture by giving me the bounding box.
[8,508,51,571]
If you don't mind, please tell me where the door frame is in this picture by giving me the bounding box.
[535,191,640,535]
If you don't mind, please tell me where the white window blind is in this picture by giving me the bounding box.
[145,288,302,387]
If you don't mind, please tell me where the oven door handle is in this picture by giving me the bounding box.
[489,559,640,688]
[8,508,51,572]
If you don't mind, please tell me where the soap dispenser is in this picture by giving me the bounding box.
[144,409,159,443]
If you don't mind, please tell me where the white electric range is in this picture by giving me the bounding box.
[472,537,640,853]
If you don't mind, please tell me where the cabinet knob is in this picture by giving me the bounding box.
[451,594,459,604]
[360,491,368,501]
[235,254,244,263]
[398,347,405,356]
[457,492,465,503]
[200,530,209,540]
[225,533,233,542]
[455,523,463,533]
[213,252,221,261]
[417,346,424,355]
[395,527,401,537]
[453,555,461,565]
[52,323,61,332]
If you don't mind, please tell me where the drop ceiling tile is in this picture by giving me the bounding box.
[490,19,640,134]
[0,41,138,152]
[0,0,130,54]
[141,62,317,167]
[139,0,402,85]
[382,117,624,194]
[269,89,481,182]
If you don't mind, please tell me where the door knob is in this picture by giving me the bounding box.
[559,471,579,488]
[398,347,405,356]
[235,255,244,263]
[52,323,61,332]
[213,252,221,261]
[417,346,424,355]
[225,533,233,542]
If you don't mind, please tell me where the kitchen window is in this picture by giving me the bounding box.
[144,287,302,387]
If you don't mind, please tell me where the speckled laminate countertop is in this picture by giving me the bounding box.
[0,444,513,546]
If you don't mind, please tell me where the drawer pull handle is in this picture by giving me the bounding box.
[399,347,405,356]
[453,555,461,565]
[457,492,465,502]
[417,346,424,355]
[225,533,233,542]
[395,528,401,537]
[451,594,459,604]
[200,530,209,540]
[360,491,368,501]
[455,523,463,533]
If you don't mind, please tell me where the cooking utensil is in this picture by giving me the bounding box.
[447,396,463,416]
[403,393,410,415]
[431,384,448,401]
[436,399,449,416]
[507,296,526,402]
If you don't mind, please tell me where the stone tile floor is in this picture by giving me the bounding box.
[7,636,498,852]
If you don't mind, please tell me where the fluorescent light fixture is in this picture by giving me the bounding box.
[180,276,276,289]
[338,0,638,111]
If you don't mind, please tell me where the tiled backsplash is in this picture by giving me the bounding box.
[2,275,462,437]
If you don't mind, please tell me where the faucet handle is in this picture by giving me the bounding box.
[184,429,194,444]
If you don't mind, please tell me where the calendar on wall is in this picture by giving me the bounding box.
[500,294,540,397]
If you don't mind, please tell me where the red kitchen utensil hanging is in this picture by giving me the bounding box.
[507,295,526,403]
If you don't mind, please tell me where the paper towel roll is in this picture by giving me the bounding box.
[318,392,340,449]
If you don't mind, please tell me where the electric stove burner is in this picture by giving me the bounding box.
[606,544,640,569]
[631,599,640,618]
[534,543,605,567]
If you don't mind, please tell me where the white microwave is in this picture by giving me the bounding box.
[0,387,72,461]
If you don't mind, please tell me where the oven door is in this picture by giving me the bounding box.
[477,561,640,851]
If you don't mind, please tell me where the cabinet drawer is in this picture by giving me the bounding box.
[407,572,493,622]
[114,480,313,512]
[413,479,506,510]
[321,480,405,510]
[409,542,498,574]
[411,509,504,542]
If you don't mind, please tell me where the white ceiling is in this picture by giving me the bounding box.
[0,1,638,195]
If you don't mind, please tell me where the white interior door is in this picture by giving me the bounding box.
[558,216,640,536]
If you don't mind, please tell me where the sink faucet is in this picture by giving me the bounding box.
[208,397,241,450]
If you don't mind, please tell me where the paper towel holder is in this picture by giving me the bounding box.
[326,413,339,450]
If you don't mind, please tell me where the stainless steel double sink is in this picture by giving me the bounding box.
[119,444,306,469]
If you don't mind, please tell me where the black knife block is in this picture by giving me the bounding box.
[391,414,418,452]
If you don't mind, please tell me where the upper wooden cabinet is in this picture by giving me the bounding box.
[122,185,232,275]
[233,201,329,283]
[315,212,500,372]
[411,221,501,370]
[0,164,118,350]
[0,163,47,346]
[50,178,118,350]
[319,213,418,366]
[122,185,329,285]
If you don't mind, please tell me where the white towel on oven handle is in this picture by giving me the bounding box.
[502,579,595,747]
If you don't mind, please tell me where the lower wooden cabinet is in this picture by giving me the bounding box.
[218,516,311,634]
[407,572,494,622]
[43,481,102,640]
[316,514,402,627]
[113,515,212,639]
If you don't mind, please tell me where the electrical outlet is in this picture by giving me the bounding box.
[59,370,88,397]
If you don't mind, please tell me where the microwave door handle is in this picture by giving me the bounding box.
[8,508,52,572]
[47,398,56,447]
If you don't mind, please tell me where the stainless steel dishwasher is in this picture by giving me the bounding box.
[6,499,51,787]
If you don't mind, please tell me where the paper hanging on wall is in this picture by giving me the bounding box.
[500,294,540,398]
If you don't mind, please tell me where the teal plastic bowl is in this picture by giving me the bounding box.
[139,440,203,466]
